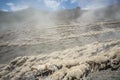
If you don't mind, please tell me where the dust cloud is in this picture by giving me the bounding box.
[0,1,120,80]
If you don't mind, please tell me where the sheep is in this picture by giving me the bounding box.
[62,60,79,68]
[86,54,110,72]
[108,47,120,60]
[10,57,22,65]
[50,67,68,80]
[64,67,83,80]
[108,48,120,70]
[31,63,59,77]
[63,64,90,80]
[14,57,28,67]
[110,58,120,70]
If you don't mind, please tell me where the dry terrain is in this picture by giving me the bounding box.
[0,20,120,80]
[0,4,120,80]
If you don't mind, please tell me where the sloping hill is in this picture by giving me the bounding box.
[0,3,120,80]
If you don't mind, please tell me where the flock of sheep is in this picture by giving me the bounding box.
[0,40,120,80]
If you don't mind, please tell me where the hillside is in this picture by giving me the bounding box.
[0,3,120,80]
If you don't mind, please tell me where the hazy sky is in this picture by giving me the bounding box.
[0,0,120,12]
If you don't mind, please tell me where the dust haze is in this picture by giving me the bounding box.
[0,0,120,80]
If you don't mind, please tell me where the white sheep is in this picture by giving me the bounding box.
[63,64,90,80]
[50,67,68,80]
[62,60,79,68]
[106,47,120,70]
[86,54,110,71]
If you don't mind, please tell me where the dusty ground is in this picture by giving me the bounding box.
[0,20,120,80]
[0,20,120,63]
